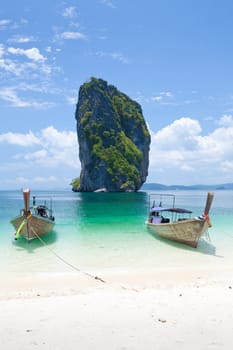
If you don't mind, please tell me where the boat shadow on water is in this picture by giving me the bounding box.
[12,230,57,253]
[147,229,217,257]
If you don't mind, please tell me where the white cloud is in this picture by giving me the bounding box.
[66,96,77,105]
[100,0,116,8]
[0,127,79,190]
[8,35,36,43]
[151,95,162,102]
[0,126,79,170]
[7,176,29,185]
[161,91,173,98]
[40,126,77,149]
[24,149,48,160]
[96,51,129,64]
[0,19,10,25]
[148,116,233,184]
[59,31,87,40]
[151,91,174,103]
[0,45,54,84]
[8,47,46,61]
[0,44,58,105]
[6,175,57,186]
[0,88,30,107]
[0,58,24,76]
[0,130,40,146]
[0,19,11,30]
[62,7,77,18]
[0,126,77,150]
[218,114,233,127]
[0,44,5,57]
[152,117,201,150]
[0,87,55,108]
[135,91,200,107]
[33,176,57,183]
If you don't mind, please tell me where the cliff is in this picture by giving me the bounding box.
[74,77,150,192]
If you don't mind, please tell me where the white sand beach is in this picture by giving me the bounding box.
[1,266,233,350]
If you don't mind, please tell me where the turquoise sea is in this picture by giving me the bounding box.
[0,190,232,275]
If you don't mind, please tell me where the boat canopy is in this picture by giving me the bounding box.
[149,194,192,215]
[168,208,192,214]
[150,207,192,214]
[150,206,170,213]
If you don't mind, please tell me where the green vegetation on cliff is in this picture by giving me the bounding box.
[70,177,80,191]
[75,77,151,192]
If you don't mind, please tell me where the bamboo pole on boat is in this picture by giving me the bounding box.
[203,192,214,228]
[203,192,214,215]
[23,188,30,213]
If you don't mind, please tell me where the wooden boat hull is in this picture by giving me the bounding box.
[146,218,210,248]
[11,214,55,241]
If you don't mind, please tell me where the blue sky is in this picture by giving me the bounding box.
[0,0,233,189]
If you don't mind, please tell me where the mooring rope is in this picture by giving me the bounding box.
[30,226,106,283]
[29,226,139,291]
[31,227,138,292]
[204,228,211,242]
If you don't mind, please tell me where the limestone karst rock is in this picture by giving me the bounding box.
[74,77,150,192]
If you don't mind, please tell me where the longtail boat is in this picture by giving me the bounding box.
[10,188,55,241]
[146,192,214,248]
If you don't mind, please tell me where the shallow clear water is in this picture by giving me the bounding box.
[0,190,232,274]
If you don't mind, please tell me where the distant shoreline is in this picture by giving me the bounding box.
[0,184,233,191]
[142,182,233,191]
